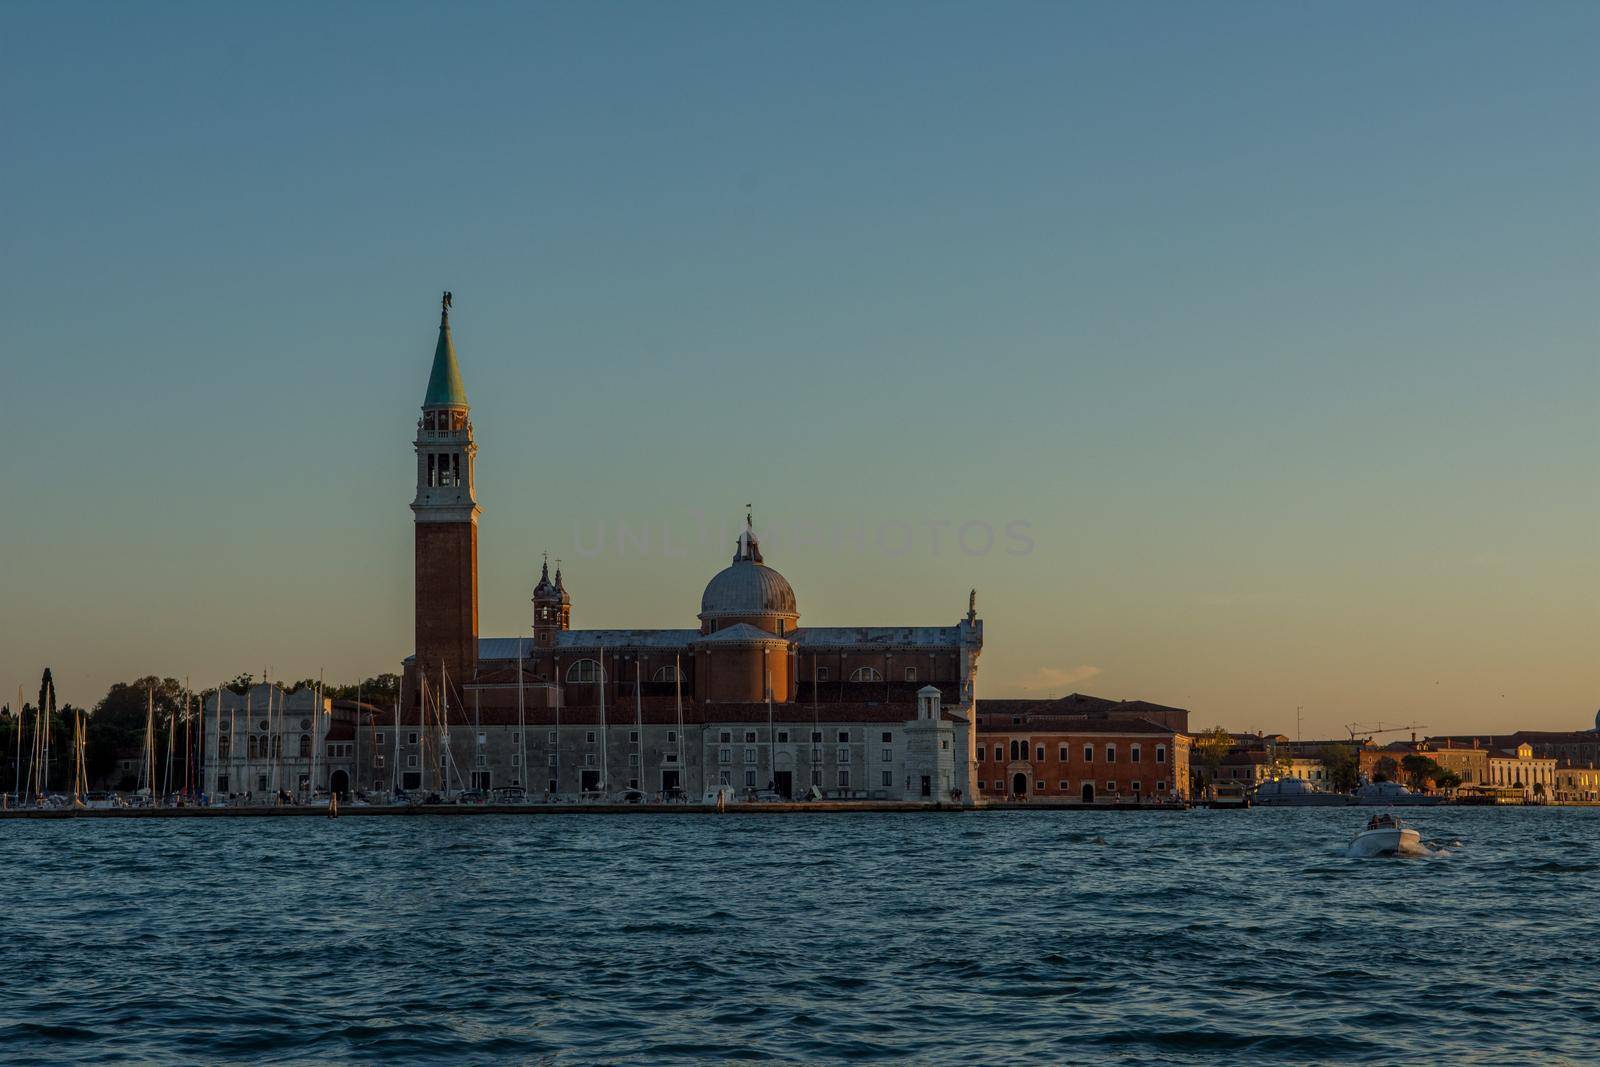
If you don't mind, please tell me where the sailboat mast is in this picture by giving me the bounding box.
[144,684,155,798]
[417,675,430,793]
[243,686,252,799]
[40,678,49,799]
[674,654,686,799]
[516,643,526,795]
[440,662,449,796]
[74,707,86,803]
[812,657,820,797]
[184,680,192,799]
[634,656,643,794]
[163,698,175,798]
[353,681,362,800]
[265,674,275,796]
[597,645,608,793]
[13,687,23,806]
[766,648,775,794]
[314,669,324,799]
[554,657,562,799]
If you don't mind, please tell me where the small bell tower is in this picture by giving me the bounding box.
[532,553,571,648]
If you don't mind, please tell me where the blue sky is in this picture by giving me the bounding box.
[1,2,1595,735]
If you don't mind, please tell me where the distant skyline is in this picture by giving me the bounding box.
[1,2,1595,735]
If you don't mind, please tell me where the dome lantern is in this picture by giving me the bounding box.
[698,510,798,634]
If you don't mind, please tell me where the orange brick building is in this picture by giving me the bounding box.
[973,695,1192,802]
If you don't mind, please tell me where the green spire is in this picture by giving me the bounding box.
[423,292,468,409]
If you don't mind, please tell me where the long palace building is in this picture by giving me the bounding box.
[383,295,984,801]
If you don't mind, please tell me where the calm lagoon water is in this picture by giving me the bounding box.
[1,807,1597,1065]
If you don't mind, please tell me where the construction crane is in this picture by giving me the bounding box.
[1344,722,1430,744]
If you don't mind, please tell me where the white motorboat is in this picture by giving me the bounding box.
[1253,776,1351,806]
[1349,813,1422,857]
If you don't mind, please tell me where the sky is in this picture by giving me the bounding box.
[0,2,1595,737]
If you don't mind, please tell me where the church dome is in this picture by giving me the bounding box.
[700,563,797,619]
[698,516,797,621]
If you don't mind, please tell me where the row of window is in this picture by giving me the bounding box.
[564,661,685,683]
[217,718,313,733]
[980,741,1167,764]
[223,738,363,760]
[220,736,307,759]
[558,661,928,684]
[715,768,859,789]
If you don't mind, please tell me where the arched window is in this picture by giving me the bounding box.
[218,736,231,759]
[849,667,882,682]
[299,735,311,758]
[567,659,603,683]
[247,736,258,759]
[270,736,282,758]
[652,665,680,682]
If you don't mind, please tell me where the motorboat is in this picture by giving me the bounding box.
[1253,776,1351,806]
[1349,813,1422,857]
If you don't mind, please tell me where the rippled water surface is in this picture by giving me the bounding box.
[2,808,1597,1064]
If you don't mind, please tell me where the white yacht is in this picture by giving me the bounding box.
[1252,776,1351,806]
[1354,780,1443,806]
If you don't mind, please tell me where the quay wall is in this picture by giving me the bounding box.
[0,800,1187,820]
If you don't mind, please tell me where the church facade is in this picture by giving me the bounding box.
[391,297,983,802]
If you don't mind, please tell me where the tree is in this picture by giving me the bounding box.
[1267,746,1297,780]
[324,674,401,704]
[1193,726,1235,796]
[1434,767,1462,791]
[1373,756,1400,783]
[1318,744,1361,793]
[89,677,192,792]
[1401,754,1446,791]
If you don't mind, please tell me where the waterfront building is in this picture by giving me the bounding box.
[1484,742,1558,801]
[364,296,984,802]
[1404,740,1488,789]
[974,694,1191,802]
[202,683,332,798]
[1553,766,1600,803]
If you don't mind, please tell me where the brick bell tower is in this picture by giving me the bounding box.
[411,291,479,688]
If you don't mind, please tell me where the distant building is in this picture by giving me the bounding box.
[1554,766,1600,803]
[1200,748,1328,793]
[203,683,332,798]
[1407,741,1488,789]
[1485,742,1557,801]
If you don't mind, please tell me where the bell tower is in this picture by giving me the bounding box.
[532,554,571,648]
[411,291,479,686]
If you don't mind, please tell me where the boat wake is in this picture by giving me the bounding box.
[1347,838,1454,860]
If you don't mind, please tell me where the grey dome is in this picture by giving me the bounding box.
[699,560,798,619]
